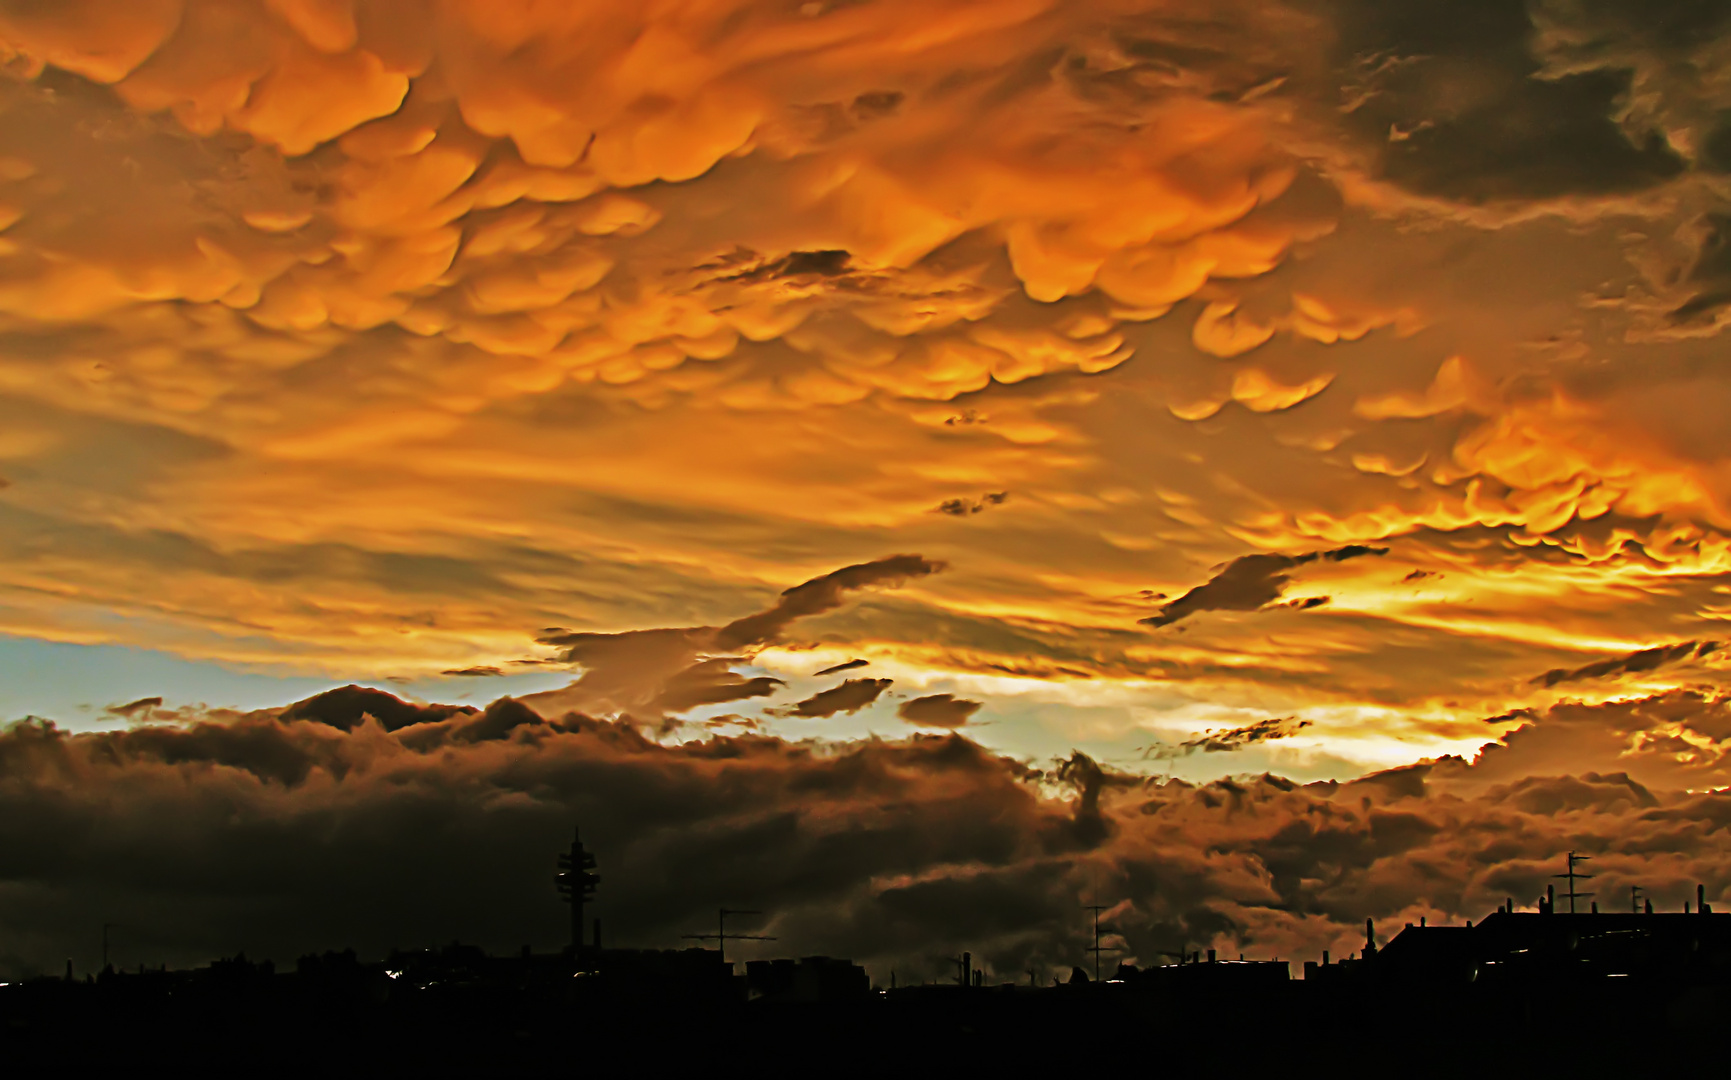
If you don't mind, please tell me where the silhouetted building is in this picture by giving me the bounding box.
[1367,902,1731,986]
[6,855,1723,1071]
[746,956,870,1002]
[581,946,743,1004]
[1114,953,1290,988]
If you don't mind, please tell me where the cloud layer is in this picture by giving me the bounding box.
[0,2,1730,802]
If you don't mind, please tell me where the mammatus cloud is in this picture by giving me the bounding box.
[3,685,1730,983]
[773,677,893,719]
[1140,546,1388,628]
[898,693,983,728]
[0,2,1729,792]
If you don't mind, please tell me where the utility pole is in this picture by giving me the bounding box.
[683,908,775,966]
[1553,851,1594,915]
[555,828,601,955]
[1084,904,1118,982]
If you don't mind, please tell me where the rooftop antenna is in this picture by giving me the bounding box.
[1553,851,1594,915]
[948,952,972,987]
[1630,885,1645,914]
[1084,904,1120,982]
[555,828,601,955]
[683,908,775,966]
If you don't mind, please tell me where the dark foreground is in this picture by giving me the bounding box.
[9,908,1731,1073]
[3,962,1723,1075]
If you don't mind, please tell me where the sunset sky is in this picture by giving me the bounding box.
[2,0,1730,980]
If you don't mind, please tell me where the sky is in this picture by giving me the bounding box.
[2,0,1731,981]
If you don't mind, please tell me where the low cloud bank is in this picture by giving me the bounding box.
[3,685,1728,982]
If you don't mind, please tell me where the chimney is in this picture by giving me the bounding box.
[1322,950,1330,966]
[1506,896,1514,913]
[1206,949,1216,963]
[1363,917,1377,957]
[962,951,971,988]
[1420,917,1426,927]
[1644,899,1653,915]
[1699,884,1711,914]
[1590,901,1598,914]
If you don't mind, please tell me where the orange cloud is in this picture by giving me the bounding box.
[0,0,1727,789]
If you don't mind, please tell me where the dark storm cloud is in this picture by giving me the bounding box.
[105,696,163,719]
[1533,640,1722,687]
[813,659,869,677]
[1329,0,1692,203]
[1318,0,1731,364]
[1141,546,1387,628]
[1141,716,1314,761]
[898,694,983,728]
[724,248,854,281]
[278,685,475,732]
[524,556,941,723]
[774,678,893,719]
[1672,212,1731,327]
[649,658,785,714]
[936,492,1009,517]
[3,687,1731,984]
[1704,117,1731,174]
[712,555,945,652]
[1181,716,1314,753]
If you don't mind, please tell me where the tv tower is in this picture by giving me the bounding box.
[555,827,601,955]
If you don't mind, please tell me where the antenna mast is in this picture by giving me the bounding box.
[1552,851,1594,915]
[683,908,776,966]
[1084,904,1118,981]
